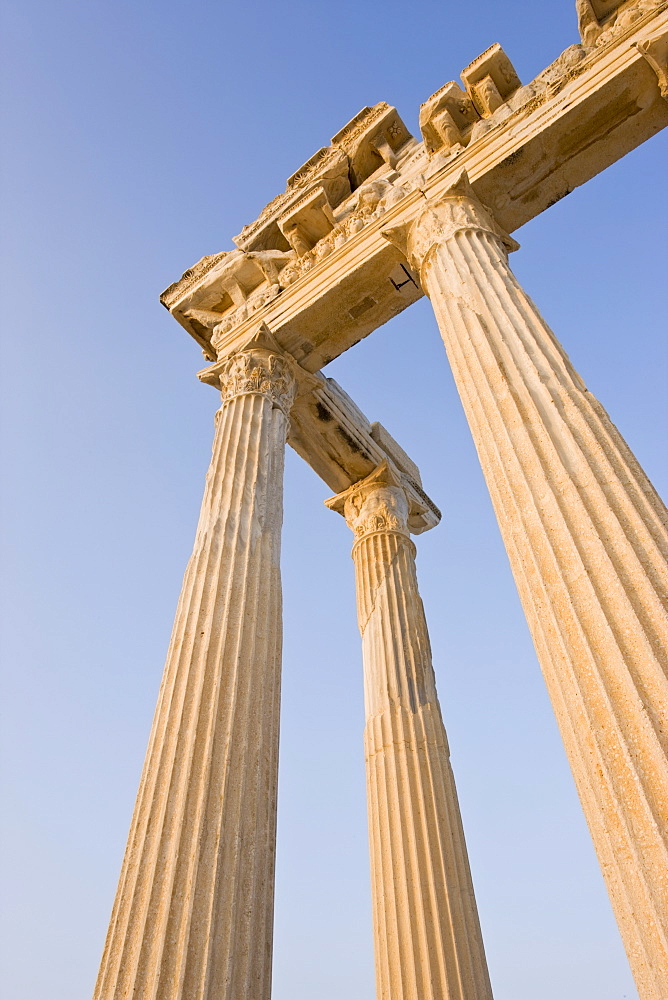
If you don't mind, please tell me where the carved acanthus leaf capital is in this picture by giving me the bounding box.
[326,460,411,541]
[205,325,299,416]
[382,170,519,277]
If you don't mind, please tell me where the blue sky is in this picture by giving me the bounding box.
[1,1,665,998]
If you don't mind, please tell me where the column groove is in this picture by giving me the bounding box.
[328,462,493,1000]
[385,171,668,1000]
[94,334,296,1000]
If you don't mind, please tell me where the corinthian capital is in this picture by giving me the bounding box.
[382,170,519,277]
[326,460,411,542]
[203,325,300,416]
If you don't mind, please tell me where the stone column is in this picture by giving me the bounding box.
[93,328,297,1000]
[383,172,668,1000]
[327,461,493,1000]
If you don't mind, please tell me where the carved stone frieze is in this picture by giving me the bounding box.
[530,43,590,92]
[286,145,347,192]
[578,0,665,47]
[273,177,412,289]
[421,4,664,158]
[418,46,522,158]
[178,250,296,361]
[278,186,336,255]
[419,39,592,157]
[331,102,413,186]
[232,104,412,256]
[173,249,296,355]
[206,281,283,351]
[232,190,296,252]
[465,43,592,145]
[234,147,351,253]
[578,0,613,44]
[331,104,393,149]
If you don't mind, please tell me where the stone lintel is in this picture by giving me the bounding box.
[289,376,441,534]
[162,7,668,370]
[198,346,440,534]
[160,249,296,360]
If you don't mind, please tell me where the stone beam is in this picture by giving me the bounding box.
[198,353,441,535]
[162,4,667,370]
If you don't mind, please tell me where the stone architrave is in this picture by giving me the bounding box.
[93,328,297,1000]
[327,461,493,1000]
[383,172,668,1000]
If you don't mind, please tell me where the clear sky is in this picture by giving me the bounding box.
[1,1,665,998]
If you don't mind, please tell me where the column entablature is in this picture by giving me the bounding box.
[160,7,668,370]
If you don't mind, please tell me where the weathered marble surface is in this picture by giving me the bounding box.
[161,3,668,370]
[94,329,296,1000]
[384,170,668,1000]
[328,462,492,1000]
[93,327,442,1000]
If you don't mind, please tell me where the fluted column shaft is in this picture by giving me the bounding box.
[387,173,668,1000]
[94,337,297,1000]
[328,463,492,1000]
